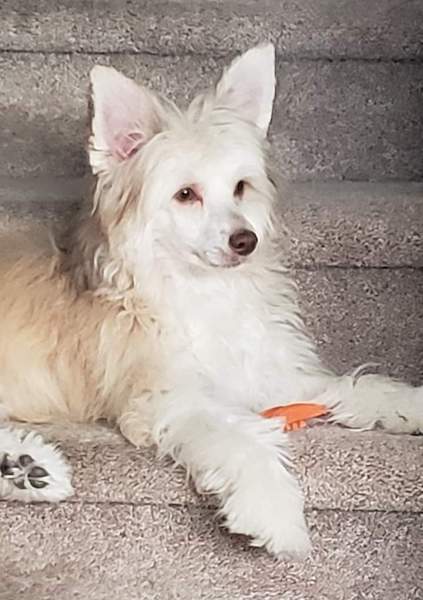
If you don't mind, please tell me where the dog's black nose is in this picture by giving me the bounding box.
[229,229,258,256]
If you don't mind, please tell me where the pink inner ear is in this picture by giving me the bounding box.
[91,67,159,165]
[113,131,145,161]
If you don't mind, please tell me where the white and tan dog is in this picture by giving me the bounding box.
[0,44,421,557]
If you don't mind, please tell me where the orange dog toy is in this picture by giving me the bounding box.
[261,403,328,432]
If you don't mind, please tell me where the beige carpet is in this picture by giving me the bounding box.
[1,423,422,600]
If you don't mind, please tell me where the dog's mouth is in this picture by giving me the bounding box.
[197,249,245,269]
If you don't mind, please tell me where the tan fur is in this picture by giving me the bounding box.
[0,227,159,445]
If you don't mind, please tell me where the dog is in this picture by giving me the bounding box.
[0,43,421,557]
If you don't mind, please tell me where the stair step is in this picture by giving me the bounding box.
[5,504,422,600]
[3,423,423,600]
[1,53,423,180]
[1,176,422,381]
[2,177,423,268]
[297,268,423,384]
[1,0,423,60]
[15,423,423,513]
[280,181,423,268]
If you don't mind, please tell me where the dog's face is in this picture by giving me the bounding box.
[89,45,276,271]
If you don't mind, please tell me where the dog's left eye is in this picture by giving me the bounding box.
[175,187,200,203]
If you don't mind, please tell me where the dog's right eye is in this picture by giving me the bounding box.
[175,187,200,204]
[234,180,245,197]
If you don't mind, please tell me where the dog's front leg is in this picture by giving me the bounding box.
[150,384,311,558]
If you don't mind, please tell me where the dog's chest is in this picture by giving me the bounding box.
[160,278,274,401]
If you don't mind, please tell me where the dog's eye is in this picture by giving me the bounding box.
[234,180,245,197]
[175,187,200,203]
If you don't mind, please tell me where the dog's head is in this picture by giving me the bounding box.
[88,45,276,272]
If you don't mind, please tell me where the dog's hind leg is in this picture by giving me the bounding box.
[262,355,423,434]
[118,393,155,448]
[0,427,73,502]
[273,367,423,434]
[258,321,423,434]
[313,370,423,434]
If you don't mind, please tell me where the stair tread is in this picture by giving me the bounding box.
[4,502,422,600]
[11,422,422,513]
[1,0,423,60]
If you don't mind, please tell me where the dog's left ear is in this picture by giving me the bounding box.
[89,66,163,174]
[215,44,276,135]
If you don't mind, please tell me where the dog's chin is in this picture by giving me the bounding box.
[199,250,246,270]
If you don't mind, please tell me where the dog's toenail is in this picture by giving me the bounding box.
[1,454,16,477]
[18,455,34,467]
[29,466,48,478]
[29,479,48,489]
[13,478,26,489]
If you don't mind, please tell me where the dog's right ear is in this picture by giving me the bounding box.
[89,66,162,174]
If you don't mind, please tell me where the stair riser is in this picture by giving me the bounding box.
[1,54,423,180]
[279,181,423,269]
[297,268,423,384]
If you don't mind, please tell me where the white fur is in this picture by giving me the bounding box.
[1,44,422,559]
[112,45,422,556]
[215,43,276,133]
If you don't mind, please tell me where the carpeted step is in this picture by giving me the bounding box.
[14,423,423,513]
[4,504,422,600]
[2,423,422,600]
[1,176,422,381]
[1,177,423,269]
[1,53,423,180]
[1,0,422,60]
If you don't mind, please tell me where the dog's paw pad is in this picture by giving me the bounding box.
[28,465,49,489]
[0,453,19,477]
[13,478,27,490]
[29,466,48,478]
[1,452,51,491]
[18,454,35,468]
[29,478,49,489]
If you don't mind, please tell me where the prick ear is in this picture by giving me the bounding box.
[88,66,162,173]
[215,43,276,134]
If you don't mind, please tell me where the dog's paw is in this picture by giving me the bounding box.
[225,501,311,559]
[222,484,311,559]
[119,395,155,447]
[0,428,73,502]
[1,453,50,490]
[119,417,153,447]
